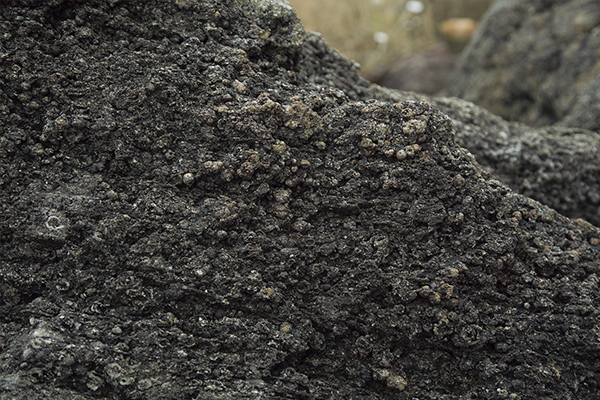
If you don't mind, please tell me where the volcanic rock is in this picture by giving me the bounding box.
[295,29,600,227]
[433,96,600,228]
[1,1,600,400]
[438,0,600,226]
[447,0,600,132]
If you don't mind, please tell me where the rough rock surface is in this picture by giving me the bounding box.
[446,0,600,132]
[351,81,600,228]
[433,97,600,228]
[2,2,600,400]
[293,30,600,227]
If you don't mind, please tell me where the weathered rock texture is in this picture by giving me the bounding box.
[434,96,600,228]
[352,81,600,228]
[447,0,600,132]
[2,1,600,400]
[437,0,600,226]
[294,24,600,227]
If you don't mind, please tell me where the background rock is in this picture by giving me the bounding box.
[370,44,458,95]
[2,1,600,400]
[446,0,600,132]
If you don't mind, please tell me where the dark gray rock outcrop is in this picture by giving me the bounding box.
[446,0,600,132]
[434,0,600,226]
[2,1,600,400]
[434,96,600,228]
[294,30,600,227]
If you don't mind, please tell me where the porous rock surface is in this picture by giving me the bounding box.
[294,22,600,227]
[1,1,600,400]
[435,0,600,227]
[446,0,600,132]
[433,96,600,228]
[357,82,600,228]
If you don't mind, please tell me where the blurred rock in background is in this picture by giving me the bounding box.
[447,0,600,132]
[370,43,458,95]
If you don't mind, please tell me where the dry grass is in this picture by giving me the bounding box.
[287,0,493,78]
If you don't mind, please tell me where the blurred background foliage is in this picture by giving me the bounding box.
[287,0,494,80]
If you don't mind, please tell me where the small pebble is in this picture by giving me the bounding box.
[183,172,194,185]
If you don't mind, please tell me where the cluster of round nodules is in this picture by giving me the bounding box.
[395,117,427,160]
[394,143,422,160]
[182,160,224,186]
[362,116,427,161]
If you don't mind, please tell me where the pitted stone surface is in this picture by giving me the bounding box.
[2,1,599,400]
